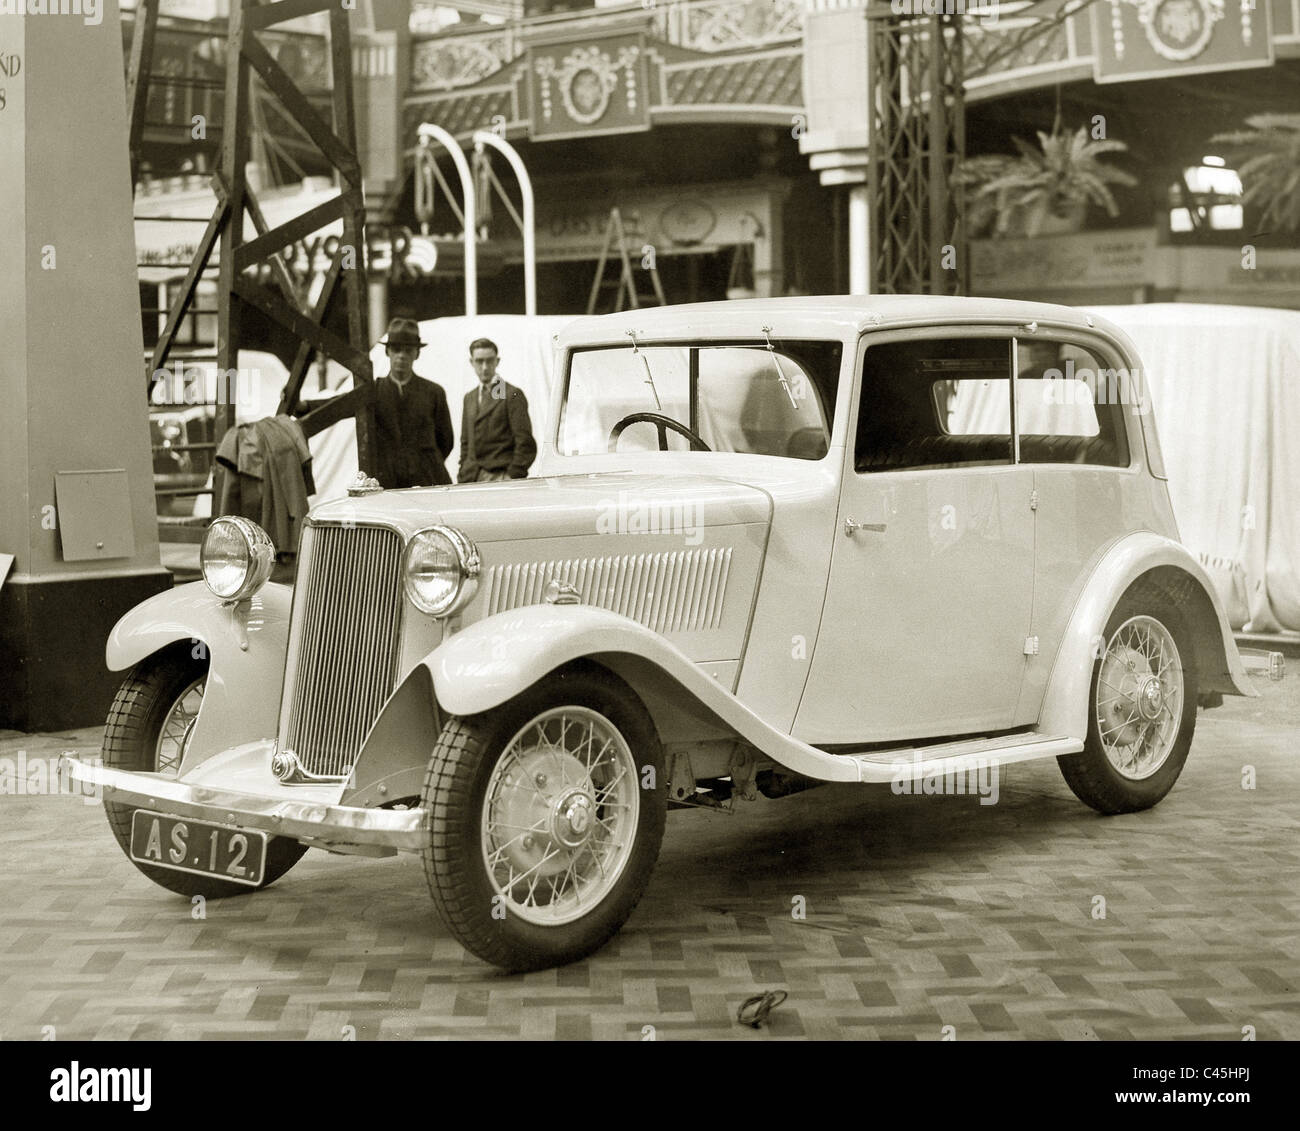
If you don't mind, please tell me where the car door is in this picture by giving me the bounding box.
[794,329,1035,745]
[1011,332,1146,722]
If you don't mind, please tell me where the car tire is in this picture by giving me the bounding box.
[422,664,666,972]
[102,643,308,898]
[1058,585,1199,815]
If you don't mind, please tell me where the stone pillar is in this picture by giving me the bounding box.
[0,5,171,731]
[798,7,871,294]
[848,184,870,296]
[353,12,408,332]
[752,193,785,298]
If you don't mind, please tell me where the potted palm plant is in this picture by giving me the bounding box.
[1211,114,1300,233]
[957,124,1137,238]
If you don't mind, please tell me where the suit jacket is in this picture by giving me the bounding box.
[373,374,454,488]
[459,379,537,482]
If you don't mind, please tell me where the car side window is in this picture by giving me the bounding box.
[856,336,1013,472]
[1014,340,1131,467]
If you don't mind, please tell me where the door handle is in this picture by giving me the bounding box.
[844,517,887,537]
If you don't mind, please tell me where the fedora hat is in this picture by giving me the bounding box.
[381,317,424,348]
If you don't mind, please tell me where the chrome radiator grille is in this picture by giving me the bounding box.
[482,548,732,633]
[281,524,404,779]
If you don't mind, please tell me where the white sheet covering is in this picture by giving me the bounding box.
[1087,304,1300,632]
[309,314,578,497]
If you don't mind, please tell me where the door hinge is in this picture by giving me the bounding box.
[1023,635,1040,656]
[1029,489,1039,512]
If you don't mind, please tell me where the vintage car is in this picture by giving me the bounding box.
[64,296,1280,972]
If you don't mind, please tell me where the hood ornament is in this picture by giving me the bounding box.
[348,472,384,497]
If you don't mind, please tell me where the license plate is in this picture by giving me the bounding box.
[130,810,267,887]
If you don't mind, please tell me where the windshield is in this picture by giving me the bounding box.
[558,339,841,459]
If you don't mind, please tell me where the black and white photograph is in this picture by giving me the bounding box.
[1,0,1296,1087]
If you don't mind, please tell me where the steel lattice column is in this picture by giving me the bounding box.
[867,11,966,296]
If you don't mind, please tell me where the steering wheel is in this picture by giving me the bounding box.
[607,412,711,453]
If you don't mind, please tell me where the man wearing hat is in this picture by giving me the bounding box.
[373,317,455,488]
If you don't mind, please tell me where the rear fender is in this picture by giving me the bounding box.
[1037,533,1255,739]
[105,581,293,772]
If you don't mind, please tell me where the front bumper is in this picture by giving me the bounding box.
[59,756,428,853]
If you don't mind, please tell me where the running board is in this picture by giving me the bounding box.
[847,732,1084,784]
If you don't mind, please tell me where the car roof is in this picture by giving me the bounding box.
[555,294,1104,347]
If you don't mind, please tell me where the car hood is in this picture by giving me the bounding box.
[309,471,773,542]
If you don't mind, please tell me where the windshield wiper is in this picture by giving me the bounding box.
[627,329,662,411]
[762,324,800,410]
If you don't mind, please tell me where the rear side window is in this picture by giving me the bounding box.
[857,337,1013,471]
[1013,340,1130,467]
[857,334,1130,472]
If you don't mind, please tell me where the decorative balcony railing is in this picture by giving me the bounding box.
[411,0,808,91]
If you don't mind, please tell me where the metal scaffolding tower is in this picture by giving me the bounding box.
[131,0,376,477]
[867,10,967,296]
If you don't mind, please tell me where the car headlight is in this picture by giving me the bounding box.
[403,525,480,617]
[200,517,275,602]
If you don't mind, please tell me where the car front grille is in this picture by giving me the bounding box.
[280,523,404,779]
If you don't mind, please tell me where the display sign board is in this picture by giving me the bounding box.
[1091,0,1274,83]
[523,181,786,263]
[527,33,651,141]
[971,229,1160,294]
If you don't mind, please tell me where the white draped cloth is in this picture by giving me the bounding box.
[1088,304,1300,632]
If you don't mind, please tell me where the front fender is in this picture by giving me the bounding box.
[1037,532,1255,739]
[105,581,293,772]
[106,580,293,671]
[423,605,862,783]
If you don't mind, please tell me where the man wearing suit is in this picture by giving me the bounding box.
[373,317,455,488]
[458,337,537,482]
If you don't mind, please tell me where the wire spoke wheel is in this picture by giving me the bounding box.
[154,677,204,776]
[1059,587,1199,816]
[422,665,667,972]
[1094,615,1184,781]
[481,706,640,926]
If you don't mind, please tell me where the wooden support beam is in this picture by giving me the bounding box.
[244,184,305,309]
[241,33,362,185]
[215,1,252,451]
[232,277,371,375]
[244,0,335,30]
[125,0,159,186]
[279,249,344,416]
[297,384,371,439]
[234,190,357,272]
[150,199,229,378]
[329,3,374,473]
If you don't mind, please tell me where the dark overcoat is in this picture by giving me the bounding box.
[373,374,454,488]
